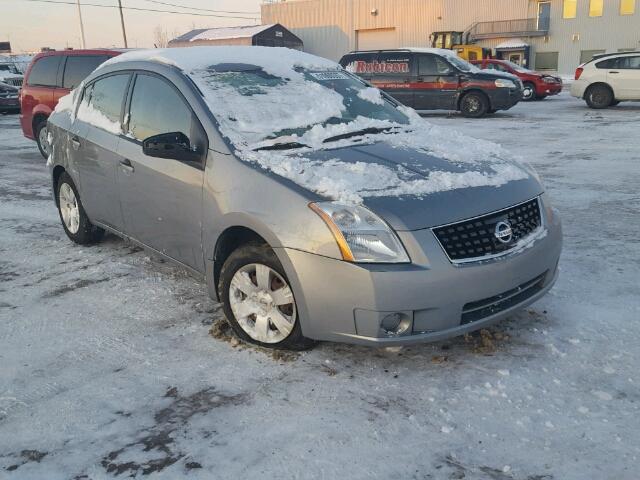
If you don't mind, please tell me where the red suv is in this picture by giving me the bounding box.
[471,59,562,101]
[20,49,122,158]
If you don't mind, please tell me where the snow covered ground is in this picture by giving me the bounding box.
[1,92,639,479]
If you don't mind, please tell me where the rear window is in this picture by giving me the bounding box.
[63,55,110,89]
[597,55,640,69]
[27,56,61,87]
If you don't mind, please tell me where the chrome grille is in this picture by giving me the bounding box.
[432,197,542,263]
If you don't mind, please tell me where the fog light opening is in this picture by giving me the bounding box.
[381,312,411,336]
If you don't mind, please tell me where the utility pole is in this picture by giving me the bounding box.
[76,0,86,48]
[117,0,128,48]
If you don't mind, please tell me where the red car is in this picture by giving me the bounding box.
[20,49,123,158]
[471,59,563,101]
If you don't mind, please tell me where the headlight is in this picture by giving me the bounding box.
[543,77,556,84]
[495,79,516,88]
[309,202,410,263]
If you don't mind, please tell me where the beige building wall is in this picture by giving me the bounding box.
[525,0,640,71]
[262,0,640,74]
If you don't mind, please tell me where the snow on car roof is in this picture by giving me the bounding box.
[100,46,337,79]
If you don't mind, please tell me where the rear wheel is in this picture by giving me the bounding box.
[34,118,50,159]
[610,100,620,106]
[585,84,613,109]
[219,243,315,350]
[460,92,489,118]
[522,82,537,101]
[56,172,104,244]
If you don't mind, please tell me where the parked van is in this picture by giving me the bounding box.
[339,48,523,117]
[20,49,123,158]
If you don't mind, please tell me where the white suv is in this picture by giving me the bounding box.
[571,52,640,108]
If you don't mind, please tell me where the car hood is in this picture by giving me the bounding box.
[470,69,519,82]
[298,141,542,231]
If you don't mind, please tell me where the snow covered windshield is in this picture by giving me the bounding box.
[194,64,410,149]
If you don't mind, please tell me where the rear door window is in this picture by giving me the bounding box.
[126,74,193,142]
[27,56,61,87]
[63,55,111,89]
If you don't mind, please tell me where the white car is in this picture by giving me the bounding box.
[571,51,640,108]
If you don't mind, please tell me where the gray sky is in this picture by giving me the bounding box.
[3,0,263,52]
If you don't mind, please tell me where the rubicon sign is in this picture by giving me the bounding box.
[346,60,410,74]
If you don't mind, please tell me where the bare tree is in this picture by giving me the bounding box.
[153,26,169,48]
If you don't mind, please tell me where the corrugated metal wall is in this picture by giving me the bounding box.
[262,0,640,73]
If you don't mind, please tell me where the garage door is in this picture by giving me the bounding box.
[356,28,397,51]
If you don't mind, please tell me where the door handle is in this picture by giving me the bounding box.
[609,71,620,74]
[119,158,134,173]
[71,136,81,150]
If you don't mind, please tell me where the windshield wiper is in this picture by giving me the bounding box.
[322,126,401,144]
[254,141,308,151]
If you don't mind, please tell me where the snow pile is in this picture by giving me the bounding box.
[243,149,528,204]
[76,100,121,135]
[189,24,274,42]
[100,47,531,203]
[357,87,385,105]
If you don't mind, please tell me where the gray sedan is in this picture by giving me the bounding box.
[47,47,562,350]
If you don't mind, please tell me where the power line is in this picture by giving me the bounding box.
[19,0,260,19]
[138,0,260,15]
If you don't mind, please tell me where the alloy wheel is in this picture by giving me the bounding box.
[59,183,80,234]
[522,85,534,100]
[229,263,296,344]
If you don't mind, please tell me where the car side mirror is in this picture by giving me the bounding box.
[142,132,200,162]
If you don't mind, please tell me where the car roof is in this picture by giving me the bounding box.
[344,48,453,57]
[592,50,639,60]
[31,48,133,61]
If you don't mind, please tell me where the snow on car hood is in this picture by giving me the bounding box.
[100,47,537,213]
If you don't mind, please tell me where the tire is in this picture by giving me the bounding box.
[610,100,620,106]
[460,92,489,118]
[56,172,104,244]
[34,118,50,159]
[522,82,537,101]
[585,84,613,109]
[219,243,315,350]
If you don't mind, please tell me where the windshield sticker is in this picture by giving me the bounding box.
[309,71,350,81]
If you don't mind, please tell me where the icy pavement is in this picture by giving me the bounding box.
[1,92,639,479]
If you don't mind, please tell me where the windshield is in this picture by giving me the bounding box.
[193,65,410,148]
[445,55,478,73]
[502,60,532,73]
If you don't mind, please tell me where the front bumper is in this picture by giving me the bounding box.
[0,96,20,112]
[489,88,522,110]
[538,83,562,96]
[277,202,562,346]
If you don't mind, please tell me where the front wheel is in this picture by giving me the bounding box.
[585,84,613,109]
[460,92,489,118]
[56,172,104,244]
[219,243,315,350]
[522,82,537,101]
